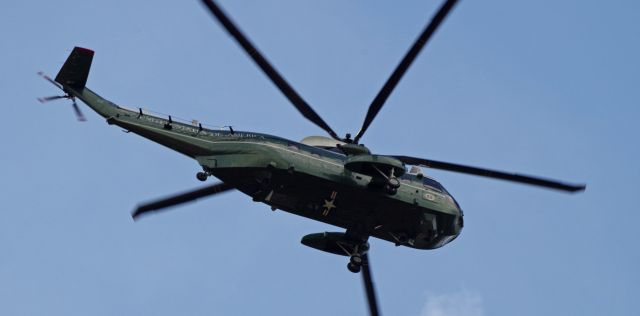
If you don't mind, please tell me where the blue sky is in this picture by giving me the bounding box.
[1,0,638,315]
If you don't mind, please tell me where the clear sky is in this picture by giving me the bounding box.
[1,0,638,315]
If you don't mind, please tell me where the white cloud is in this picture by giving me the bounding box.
[419,290,484,316]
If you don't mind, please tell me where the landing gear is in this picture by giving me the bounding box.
[385,177,400,195]
[196,171,209,182]
[334,241,369,273]
[371,164,401,195]
[347,255,363,273]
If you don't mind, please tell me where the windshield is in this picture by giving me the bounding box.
[422,177,447,193]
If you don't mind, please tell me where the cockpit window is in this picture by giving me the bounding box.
[422,177,446,193]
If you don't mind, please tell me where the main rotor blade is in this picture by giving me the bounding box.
[200,0,340,140]
[132,182,233,220]
[393,155,586,192]
[361,253,380,316]
[354,0,458,144]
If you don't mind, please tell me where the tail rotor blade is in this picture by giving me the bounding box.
[38,95,67,103]
[38,71,63,90]
[361,253,380,316]
[38,72,86,121]
[71,99,87,121]
[132,182,234,220]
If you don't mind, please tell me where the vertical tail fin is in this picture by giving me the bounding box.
[54,47,94,88]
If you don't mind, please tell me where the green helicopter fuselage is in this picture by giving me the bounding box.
[70,86,463,250]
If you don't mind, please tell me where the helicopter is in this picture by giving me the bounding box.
[39,0,585,315]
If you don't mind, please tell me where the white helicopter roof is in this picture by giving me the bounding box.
[300,136,346,148]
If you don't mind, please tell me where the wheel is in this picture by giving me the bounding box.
[348,255,363,273]
[196,172,208,182]
[387,177,401,189]
[347,262,361,273]
[384,185,398,195]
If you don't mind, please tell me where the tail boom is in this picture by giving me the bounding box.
[51,47,220,158]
